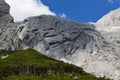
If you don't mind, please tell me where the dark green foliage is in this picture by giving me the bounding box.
[0,49,110,80]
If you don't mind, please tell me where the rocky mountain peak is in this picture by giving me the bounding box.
[97,8,120,27]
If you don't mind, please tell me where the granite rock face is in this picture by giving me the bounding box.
[1,0,120,80]
[0,0,21,50]
[17,15,97,58]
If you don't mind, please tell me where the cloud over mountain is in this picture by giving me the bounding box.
[5,0,56,21]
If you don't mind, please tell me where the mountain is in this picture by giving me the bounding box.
[97,8,120,27]
[0,49,109,80]
[0,0,120,79]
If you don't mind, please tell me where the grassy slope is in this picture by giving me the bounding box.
[0,49,110,80]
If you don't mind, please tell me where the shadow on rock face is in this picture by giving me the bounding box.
[17,15,99,59]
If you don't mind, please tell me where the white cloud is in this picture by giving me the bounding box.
[60,13,67,18]
[5,0,56,21]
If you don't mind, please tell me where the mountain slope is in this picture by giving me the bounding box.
[97,8,120,27]
[0,49,109,80]
[16,14,120,79]
[0,0,120,79]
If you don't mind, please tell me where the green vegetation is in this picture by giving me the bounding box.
[0,49,110,80]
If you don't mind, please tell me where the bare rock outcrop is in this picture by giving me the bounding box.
[0,0,21,50]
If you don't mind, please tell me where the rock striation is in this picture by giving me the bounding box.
[1,0,120,80]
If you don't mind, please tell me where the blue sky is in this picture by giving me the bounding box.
[41,0,120,22]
